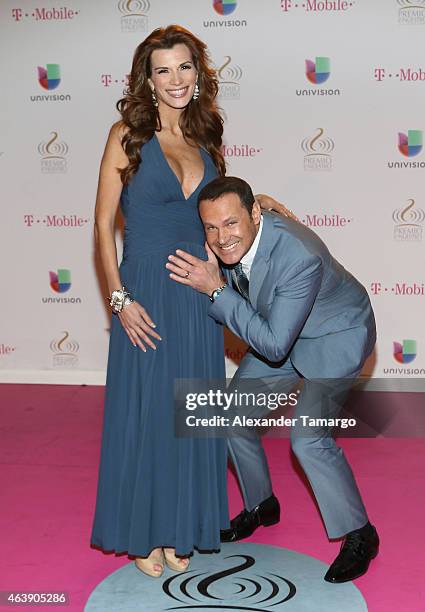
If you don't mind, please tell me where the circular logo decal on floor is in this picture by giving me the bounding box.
[85,543,367,611]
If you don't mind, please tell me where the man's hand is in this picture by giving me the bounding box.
[166,243,225,296]
[255,194,299,222]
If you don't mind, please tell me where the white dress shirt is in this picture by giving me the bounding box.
[240,215,263,280]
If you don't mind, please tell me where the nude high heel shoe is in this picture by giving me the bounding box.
[163,548,190,572]
[135,548,164,577]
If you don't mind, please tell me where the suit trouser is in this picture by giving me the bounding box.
[228,352,368,539]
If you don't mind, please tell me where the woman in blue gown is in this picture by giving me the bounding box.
[91,25,292,577]
[91,25,229,577]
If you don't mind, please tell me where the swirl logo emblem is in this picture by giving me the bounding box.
[393,198,424,241]
[50,331,79,368]
[218,56,243,99]
[85,543,367,611]
[302,128,335,171]
[162,555,295,610]
[398,0,425,25]
[214,0,237,15]
[38,132,68,174]
[118,0,150,33]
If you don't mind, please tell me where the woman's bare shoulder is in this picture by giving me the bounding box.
[109,120,130,143]
[103,121,129,167]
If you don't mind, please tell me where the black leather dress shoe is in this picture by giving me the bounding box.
[221,494,280,542]
[324,523,379,583]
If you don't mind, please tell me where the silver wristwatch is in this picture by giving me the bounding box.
[209,284,227,303]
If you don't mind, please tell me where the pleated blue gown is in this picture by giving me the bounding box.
[91,135,229,557]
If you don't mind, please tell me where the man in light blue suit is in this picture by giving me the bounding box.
[167,176,379,583]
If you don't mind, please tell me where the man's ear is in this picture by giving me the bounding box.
[252,199,262,225]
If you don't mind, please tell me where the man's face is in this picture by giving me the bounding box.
[199,193,261,265]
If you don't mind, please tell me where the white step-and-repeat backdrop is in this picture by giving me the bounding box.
[1,0,424,385]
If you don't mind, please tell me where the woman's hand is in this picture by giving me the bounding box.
[255,194,299,222]
[118,301,162,352]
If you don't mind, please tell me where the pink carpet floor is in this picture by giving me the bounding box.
[0,384,424,611]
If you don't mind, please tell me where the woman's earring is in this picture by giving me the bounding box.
[151,89,158,107]
[192,81,200,101]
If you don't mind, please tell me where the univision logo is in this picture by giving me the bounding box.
[383,338,424,375]
[38,64,60,89]
[302,128,335,171]
[118,0,150,33]
[398,130,422,157]
[306,57,330,83]
[217,56,242,99]
[393,339,416,363]
[388,130,425,169]
[204,0,246,27]
[38,131,68,173]
[393,198,424,241]
[50,269,71,293]
[31,64,71,102]
[296,56,341,96]
[42,269,82,304]
[214,0,237,15]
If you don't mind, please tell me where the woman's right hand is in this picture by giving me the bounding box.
[118,301,162,351]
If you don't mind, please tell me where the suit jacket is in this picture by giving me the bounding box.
[209,212,376,379]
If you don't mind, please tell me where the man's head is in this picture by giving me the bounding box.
[197,176,261,265]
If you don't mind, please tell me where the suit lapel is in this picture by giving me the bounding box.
[248,213,275,310]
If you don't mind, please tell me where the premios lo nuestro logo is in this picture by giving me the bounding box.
[393,198,424,241]
[398,0,425,25]
[204,0,246,28]
[118,0,150,33]
[50,331,79,368]
[217,56,242,100]
[302,128,335,171]
[388,130,425,169]
[296,57,341,96]
[31,64,71,103]
[42,269,82,304]
[38,132,68,174]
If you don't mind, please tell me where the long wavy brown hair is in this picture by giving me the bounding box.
[117,25,226,185]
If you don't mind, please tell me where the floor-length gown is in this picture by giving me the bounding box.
[91,134,229,556]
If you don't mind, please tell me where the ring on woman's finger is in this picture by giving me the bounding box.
[185,271,190,278]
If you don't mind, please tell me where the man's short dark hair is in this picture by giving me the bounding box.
[197,176,255,214]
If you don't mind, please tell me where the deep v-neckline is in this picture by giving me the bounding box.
[154,133,206,202]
